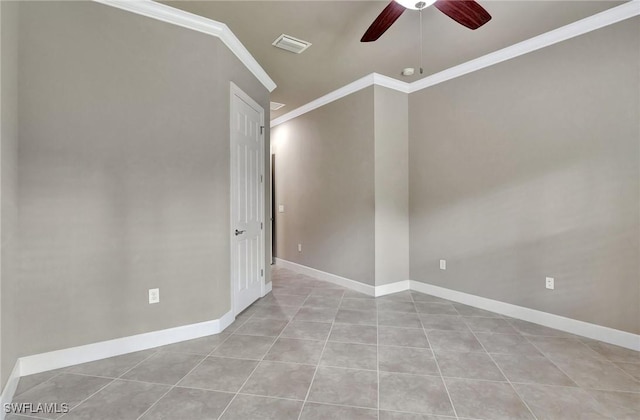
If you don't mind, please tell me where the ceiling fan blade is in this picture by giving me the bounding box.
[434,0,492,30]
[361,1,406,42]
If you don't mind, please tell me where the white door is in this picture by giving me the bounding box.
[230,83,265,315]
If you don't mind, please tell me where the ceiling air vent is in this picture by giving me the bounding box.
[270,102,286,111]
[272,34,312,54]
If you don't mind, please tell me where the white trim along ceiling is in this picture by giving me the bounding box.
[93,1,639,127]
[271,0,640,127]
[94,0,277,92]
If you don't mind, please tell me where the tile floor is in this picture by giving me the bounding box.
[9,266,640,420]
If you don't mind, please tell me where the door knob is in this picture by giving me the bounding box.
[235,229,246,236]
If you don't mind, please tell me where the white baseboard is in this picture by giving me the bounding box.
[274,259,639,351]
[275,258,376,296]
[7,265,633,404]
[218,310,236,332]
[375,280,411,297]
[19,310,234,377]
[0,361,21,420]
[264,281,272,295]
[273,258,406,297]
[410,281,640,351]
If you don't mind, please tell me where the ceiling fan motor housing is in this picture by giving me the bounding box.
[361,0,492,43]
[396,0,436,10]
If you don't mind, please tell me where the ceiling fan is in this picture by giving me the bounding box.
[361,0,492,42]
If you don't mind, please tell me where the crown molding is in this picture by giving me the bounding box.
[408,0,640,93]
[272,0,639,127]
[93,0,276,92]
[270,73,376,127]
[270,72,410,127]
[373,73,411,93]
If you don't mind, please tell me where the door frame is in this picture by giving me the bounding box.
[270,153,276,265]
[229,82,266,316]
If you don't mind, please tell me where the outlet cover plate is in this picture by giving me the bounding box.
[439,260,446,270]
[546,277,554,290]
[149,288,160,304]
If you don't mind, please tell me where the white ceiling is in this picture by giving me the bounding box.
[164,1,623,119]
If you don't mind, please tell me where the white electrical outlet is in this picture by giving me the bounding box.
[439,259,446,270]
[149,288,160,304]
[278,204,285,213]
[298,244,302,252]
[546,277,554,290]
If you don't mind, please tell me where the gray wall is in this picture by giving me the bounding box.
[1,0,20,387]
[272,86,410,287]
[3,0,269,383]
[409,18,640,334]
[272,87,376,285]
[374,86,409,286]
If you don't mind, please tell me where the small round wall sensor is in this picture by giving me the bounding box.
[401,67,415,76]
